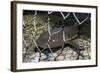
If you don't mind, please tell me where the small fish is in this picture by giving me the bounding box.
[43,48,50,61]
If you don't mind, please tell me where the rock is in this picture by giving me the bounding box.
[56,56,64,61]
[29,52,40,62]
[82,50,89,56]
[40,53,47,60]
